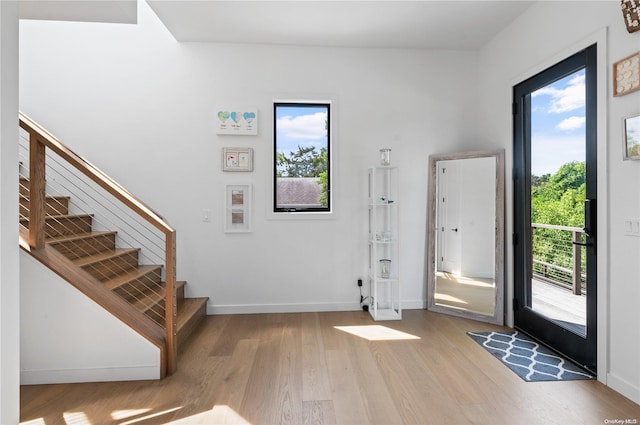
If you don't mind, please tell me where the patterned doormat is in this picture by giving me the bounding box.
[467,331,595,382]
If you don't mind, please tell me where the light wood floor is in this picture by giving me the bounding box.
[20,310,640,425]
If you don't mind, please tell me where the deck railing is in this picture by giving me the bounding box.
[18,112,177,375]
[531,223,586,295]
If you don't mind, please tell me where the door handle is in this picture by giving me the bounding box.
[582,198,596,254]
[451,228,458,232]
[572,241,593,247]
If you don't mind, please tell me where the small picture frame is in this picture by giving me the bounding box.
[216,107,258,135]
[624,113,640,160]
[222,147,253,172]
[225,184,251,232]
[613,52,640,97]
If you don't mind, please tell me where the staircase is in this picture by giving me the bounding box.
[18,113,207,377]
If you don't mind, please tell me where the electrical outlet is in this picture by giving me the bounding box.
[357,279,363,287]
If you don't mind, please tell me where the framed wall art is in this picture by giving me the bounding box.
[222,147,254,172]
[621,0,640,33]
[216,107,258,135]
[224,184,252,232]
[624,113,640,160]
[613,51,640,97]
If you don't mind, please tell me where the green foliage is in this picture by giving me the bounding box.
[531,161,586,284]
[532,161,585,227]
[277,146,327,178]
[318,171,328,207]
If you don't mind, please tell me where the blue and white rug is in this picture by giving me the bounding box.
[467,331,595,382]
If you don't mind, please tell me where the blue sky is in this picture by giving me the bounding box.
[531,70,586,176]
[275,105,328,156]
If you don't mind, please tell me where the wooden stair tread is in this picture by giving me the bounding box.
[128,281,190,312]
[129,290,164,314]
[20,194,71,202]
[46,230,117,243]
[176,297,209,339]
[175,280,187,306]
[177,298,208,328]
[20,213,93,223]
[102,265,163,291]
[72,247,139,267]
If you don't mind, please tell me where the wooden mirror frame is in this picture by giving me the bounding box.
[426,150,505,325]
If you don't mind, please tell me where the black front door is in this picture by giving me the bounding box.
[513,44,597,374]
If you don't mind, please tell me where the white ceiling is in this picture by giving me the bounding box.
[146,1,535,50]
[17,1,535,51]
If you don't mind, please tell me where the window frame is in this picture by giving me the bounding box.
[273,101,332,214]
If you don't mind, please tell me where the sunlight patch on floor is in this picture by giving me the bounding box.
[334,325,420,341]
[63,411,91,425]
[167,405,252,424]
[20,418,46,425]
[119,407,182,425]
[111,409,152,420]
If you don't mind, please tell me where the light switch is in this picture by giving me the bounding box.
[202,209,211,222]
[624,218,640,237]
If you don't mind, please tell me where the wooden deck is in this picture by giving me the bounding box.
[532,278,586,328]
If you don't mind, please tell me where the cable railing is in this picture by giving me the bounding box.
[531,223,586,295]
[18,112,177,376]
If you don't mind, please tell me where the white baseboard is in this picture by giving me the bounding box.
[21,365,160,385]
[403,299,428,310]
[207,299,427,315]
[607,372,640,405]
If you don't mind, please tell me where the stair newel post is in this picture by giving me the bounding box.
[28,134,46,250]
[165,230,177,375]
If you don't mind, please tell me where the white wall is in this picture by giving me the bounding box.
[19,1,483,316]
[0,1,20,422]
[20,251,160,384]
[477,1,640,403]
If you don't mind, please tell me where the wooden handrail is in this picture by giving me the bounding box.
[19,112,178,375]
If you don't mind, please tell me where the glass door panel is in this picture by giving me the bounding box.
[530,70,587,335]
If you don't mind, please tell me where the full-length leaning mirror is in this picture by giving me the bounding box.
[427,150,505,325]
